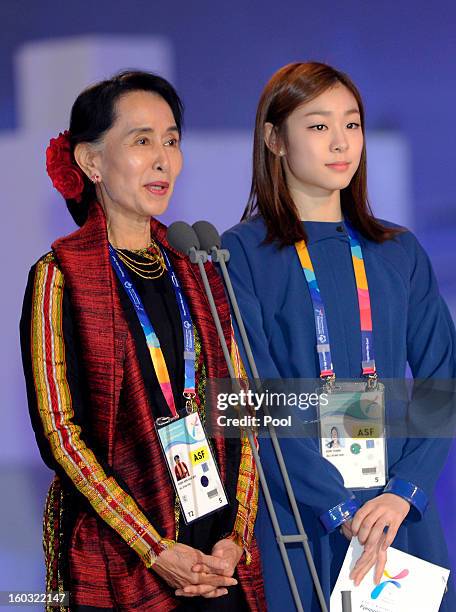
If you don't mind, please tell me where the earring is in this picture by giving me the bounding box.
[91,174,100,184]
[279,150,285,157]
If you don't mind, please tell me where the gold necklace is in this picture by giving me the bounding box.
[114,240,166,279]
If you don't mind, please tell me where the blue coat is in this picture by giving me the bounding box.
[222,218,455,611]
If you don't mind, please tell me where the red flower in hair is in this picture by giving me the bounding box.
[46,131,85,202]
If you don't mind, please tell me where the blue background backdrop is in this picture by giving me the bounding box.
[0,0,454,604]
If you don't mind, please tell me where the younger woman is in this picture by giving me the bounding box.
[222,62,455,611]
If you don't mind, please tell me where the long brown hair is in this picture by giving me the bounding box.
[243,62,403,246]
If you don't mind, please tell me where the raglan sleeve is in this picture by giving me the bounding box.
[383,232,456,518]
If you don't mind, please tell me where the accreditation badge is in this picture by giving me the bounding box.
[156,412,229,524]
[318,381,387,489]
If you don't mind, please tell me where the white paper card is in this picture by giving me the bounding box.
[330,538,450,612]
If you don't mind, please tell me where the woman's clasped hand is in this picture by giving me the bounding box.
[154,540,243,598]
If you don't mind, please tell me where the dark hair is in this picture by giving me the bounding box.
[66,70,184,226]
[243,62,403,246]
[174,455,180,462]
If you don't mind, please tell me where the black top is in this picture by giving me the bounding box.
[20,248,240,557]
[114,248,187,419]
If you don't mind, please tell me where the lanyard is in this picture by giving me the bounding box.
[295,223,376,380]
[109,244,196,418]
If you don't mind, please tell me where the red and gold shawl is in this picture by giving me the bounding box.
[30,201,264,611]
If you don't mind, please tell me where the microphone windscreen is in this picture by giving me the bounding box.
[192,220,222,252]
[167,221,200,255]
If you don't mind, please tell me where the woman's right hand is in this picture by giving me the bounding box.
[152,542,238,597]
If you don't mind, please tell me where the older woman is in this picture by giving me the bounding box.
[20,71,264,612]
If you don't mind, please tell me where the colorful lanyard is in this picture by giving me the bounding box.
[109,244,195,418]
[295,223,376,380]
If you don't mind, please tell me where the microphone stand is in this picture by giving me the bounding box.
[187,244,327,612]
[210,246,328,612]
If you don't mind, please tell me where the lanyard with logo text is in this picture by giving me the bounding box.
[295,223,376,382]
[296,224,386,489]
[109,244,195,419]
[110,244,229,519]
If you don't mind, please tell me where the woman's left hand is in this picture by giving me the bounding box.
[349,493,410,585]
[350,532,388,586]
[176,538,243,598]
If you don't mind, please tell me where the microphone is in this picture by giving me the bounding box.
[192,220,222,251]
[166,221,206,264]
[191,219,328,612]
[166,222,233,378]
[192,220,259,380]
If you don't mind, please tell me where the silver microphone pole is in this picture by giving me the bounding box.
[167,223,308,612]
[192,220,328,612]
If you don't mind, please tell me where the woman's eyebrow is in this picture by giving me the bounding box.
[304,109,360,117]
[126,125,179,136]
